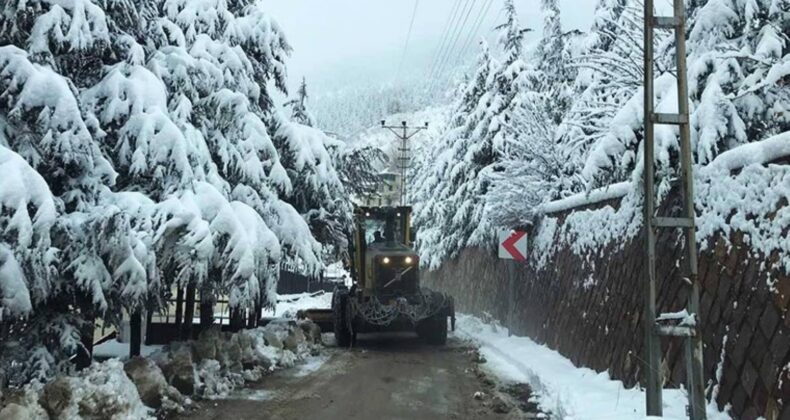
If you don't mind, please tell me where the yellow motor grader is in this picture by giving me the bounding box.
[299,206,455,346]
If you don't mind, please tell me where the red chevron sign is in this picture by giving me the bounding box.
[498,230,528,261]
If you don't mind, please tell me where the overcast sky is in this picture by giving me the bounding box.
[265,0,599,95]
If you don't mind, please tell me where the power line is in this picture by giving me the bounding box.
[428,0,474,91]
[429,0,477,93]
[427,0,468,82]
[432,0,476,82]
[425,0,462,80]
[454,0,497,68]
[395,0,421,86]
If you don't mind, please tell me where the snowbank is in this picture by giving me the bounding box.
[0,316,326,419]
[455,314,732,420]
[3,360,153,420]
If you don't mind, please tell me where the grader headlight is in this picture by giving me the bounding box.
[404,256,414,265]
[382,257,391,264]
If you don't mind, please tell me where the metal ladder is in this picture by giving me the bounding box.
[643,0,706,418]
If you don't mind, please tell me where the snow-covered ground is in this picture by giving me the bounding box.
[455,314,732,420]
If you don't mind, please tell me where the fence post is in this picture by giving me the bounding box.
[507,262,516,336]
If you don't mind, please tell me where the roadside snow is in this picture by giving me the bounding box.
[13,360,154,420]
[292,353,331,378]
[455,314,732,420]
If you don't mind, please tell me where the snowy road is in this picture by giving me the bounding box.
[177,334,530,420]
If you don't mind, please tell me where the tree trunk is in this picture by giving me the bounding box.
[183,284,196,340]
[199,296,214,329]
[145,306,153,345]
[130,310,142,357]
[175,285,184,331]
[230,307,244,331]
[75,315,95,369]
[74,291,94,369]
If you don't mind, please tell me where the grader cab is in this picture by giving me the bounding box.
[300,206,455,346]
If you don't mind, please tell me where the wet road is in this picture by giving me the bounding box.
[179,333,533,420]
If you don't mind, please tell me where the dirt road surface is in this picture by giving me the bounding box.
[178,333,536,420]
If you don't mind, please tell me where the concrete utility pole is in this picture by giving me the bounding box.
[381,120,428,206]
[643,0,706,418]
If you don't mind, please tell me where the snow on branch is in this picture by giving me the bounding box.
[702,131,790,174]
[21,0,110,55]
[162,183,282,309]
[0,145,57,315]
[0,244,32,317]
[0,46,115,205]
[225,3,291,94]
[536,181,631,215]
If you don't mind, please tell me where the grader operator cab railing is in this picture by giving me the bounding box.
[299,205,454,347]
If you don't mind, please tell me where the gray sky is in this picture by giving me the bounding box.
[266,0,599,94]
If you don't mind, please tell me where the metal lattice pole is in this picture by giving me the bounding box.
[381,121,428,206]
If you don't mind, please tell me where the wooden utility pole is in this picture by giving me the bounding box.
[643,0,706,418]
[381,120,428,205]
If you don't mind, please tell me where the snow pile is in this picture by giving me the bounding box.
[455,314,732,420]
[159,320,323,400]
[3,360,153,420]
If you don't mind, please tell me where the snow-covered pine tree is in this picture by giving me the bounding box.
[441,0,529,250]
[486,94,570,227]
[555,0,631,184]
[325,136,387,203]
[727,0,788,147]
[273,117,353,264]
[412,40,495,268]
[285,77,316,127]
[582,0,787,187]
[0,42,122,383]
[562,1,662,188]
[531,0,576,126]
[414,0,533,265]
[1,0,350,384]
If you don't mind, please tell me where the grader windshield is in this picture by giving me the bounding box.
[352,206,415,291]
[358,206,412,247]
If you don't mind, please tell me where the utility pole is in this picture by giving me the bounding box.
[381,120,428,206]
[643,0,706,418]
